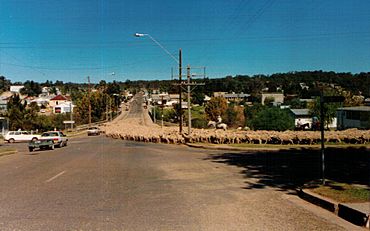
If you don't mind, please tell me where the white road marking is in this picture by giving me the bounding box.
[45,171,66,183]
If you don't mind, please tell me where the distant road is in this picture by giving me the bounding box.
[0,136,360,230]
[126,93,144,119]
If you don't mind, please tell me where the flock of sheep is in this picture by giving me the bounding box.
[102,108,369,146]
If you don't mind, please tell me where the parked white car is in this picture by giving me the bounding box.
[40,131,68,148]
[4,131,41,143]
[87,127,101,136]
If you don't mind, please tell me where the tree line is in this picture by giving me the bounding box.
[2,70,368,98]
[0,70,368,132]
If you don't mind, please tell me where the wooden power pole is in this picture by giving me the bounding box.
[178,49,183,133]
[88,76,91,127]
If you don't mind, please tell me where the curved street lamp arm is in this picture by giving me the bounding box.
[139,34,179,64]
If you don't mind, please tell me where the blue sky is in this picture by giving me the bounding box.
[0,0,369,83]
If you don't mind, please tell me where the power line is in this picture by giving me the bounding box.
[0,62,117,71]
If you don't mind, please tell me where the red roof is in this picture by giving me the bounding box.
[50,95,68,101]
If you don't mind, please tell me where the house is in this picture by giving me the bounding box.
[289,108,337,129]
[213,92,250,102]
[41,86,61,96]
[49,95,74,114]
[289,109,312,128]
[151,94,170,105]
[336,106,370,130]
[0,99,8,112]
[49,95,69,108]
[10,86,24,94]
[31,96,53,107]
[53,102,75,114]
[261,93,284,106]
[213,92,227,97]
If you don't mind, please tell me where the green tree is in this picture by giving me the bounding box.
[205,97,227,121]
[49,86,58,95]
[308,97,340,129]
[223,105,238,127]
[20,80,42,96]
[250,107,294,131]
[23,102,40,131]
[74,92,111,124]
[0,76,11,93]
[244,104,265,127]
[191,91,205,105]
[7,94,26,130]
[105,81,121,95]
[285,98,306,109]
[264,96,275,106]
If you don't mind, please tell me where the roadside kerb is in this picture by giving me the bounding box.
[299,188,370,228]
[185,143,283,152]
[0,150,18,157]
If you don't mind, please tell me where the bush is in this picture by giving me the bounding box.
[192,118,208,129]
[250,107,294,131]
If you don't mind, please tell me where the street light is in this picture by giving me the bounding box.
[134,32,183,133]
[134,33,179,64]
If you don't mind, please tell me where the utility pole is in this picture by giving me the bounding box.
[70,102,73,130]
[161,94,164,128]
[88,76,91,127]
[174,65,205,136]
[320,91,325,185]
[187,65,191,135]
[318,93,344,185]
[178,49,183,133]
[106,97,109,121]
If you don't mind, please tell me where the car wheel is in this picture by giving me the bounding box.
[31,137,38,142]
[8,138,15,143]
[29,147,34,152]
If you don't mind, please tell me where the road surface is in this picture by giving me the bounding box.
[0,136,361,230]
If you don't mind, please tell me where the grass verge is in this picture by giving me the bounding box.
[306,180,369,203]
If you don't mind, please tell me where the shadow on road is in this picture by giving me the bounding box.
[205,147,369,191]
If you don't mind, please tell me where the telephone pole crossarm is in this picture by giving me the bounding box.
[174,65,206,136]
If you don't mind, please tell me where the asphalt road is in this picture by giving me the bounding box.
[0,136,361,230]
[126,94,144,119]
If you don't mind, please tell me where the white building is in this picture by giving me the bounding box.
[261,93,284,106]
[53,102,75,114]
[290,108,337,129]
[10,86,24,94]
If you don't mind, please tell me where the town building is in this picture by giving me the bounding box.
[213,92,250,102]
[261,93,284,106]
[289,108,337,129]
[336,106,370,130]
[10,86,24,94]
